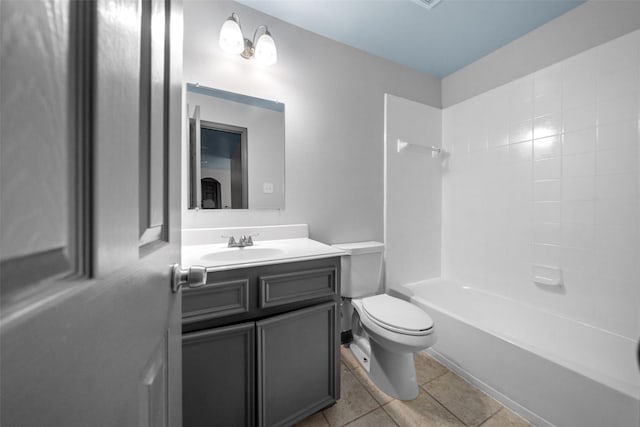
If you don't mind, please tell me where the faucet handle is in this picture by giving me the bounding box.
[222,235,236,247]
[247,233,259,245]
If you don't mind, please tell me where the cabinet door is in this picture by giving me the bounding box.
[257,302,338,427]
[183,322,255,427]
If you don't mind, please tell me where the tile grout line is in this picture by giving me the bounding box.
[477,407,505,427]
[420,384,470,427]
[340,405,396,427]
[344,370,402,426]
[379,402,402,427]
[333,358,391,427]
[421,370,506,427]
[417,369,464,425]
[473,405,503,427]
[418,367,449,386]
[338,350,402,426]
[320,409,330,426]
[421,383,504,427]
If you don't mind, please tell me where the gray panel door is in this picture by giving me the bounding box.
[256,302,338,427]
[0,0,183,425]
[183,322,255,427]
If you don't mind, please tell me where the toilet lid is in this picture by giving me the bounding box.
[362,294,433,335]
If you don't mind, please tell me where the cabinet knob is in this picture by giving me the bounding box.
[171,264,207,293]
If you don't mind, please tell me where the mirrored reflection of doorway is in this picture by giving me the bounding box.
[201,177,221,209]
[198,122,248,209]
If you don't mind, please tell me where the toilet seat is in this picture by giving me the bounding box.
[361,294,433,336]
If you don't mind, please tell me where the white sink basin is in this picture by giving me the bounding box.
[182,237,345,271]
[200,247,285,263]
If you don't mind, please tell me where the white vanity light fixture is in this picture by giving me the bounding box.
[219,13,244,54]
[219,12,278,66]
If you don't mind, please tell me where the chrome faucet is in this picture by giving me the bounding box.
[224,234,257,248]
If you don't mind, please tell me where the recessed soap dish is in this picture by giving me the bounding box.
[531,265,563,287]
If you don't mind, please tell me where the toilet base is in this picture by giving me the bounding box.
[349,337,419,400]
[369,340,419,400]
[349,335,371,372]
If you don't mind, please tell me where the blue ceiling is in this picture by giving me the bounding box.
[236,0,584,78]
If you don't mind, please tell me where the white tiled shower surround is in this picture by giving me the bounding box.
[442,30,640,339]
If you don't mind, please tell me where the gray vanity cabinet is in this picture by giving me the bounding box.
[182,257,340,427]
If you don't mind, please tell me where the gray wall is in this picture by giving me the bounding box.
[182,0,441,244]
[442,1,640,107]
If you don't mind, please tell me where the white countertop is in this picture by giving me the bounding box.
[182,237,345,272]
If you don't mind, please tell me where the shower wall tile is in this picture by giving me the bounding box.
[598,94,638,125]
[534,93,562,117]
[598,70,637,102]
[563,76,596,111]
[597,147,638,175]
[562,175,595,201]
[534,157,561,180]
[533,223,561,246]
[534,179,561,202]
[561,247,597,275]
[533,135,561,160]
[533,201,561,223]
[509,119,533,143]
[596,198,638,225]
[596,173,637,199]
[442,29,640,340]
[563,128,596,155]
[563,104,597,132]
[598,120,638,151]
[561,222,595,249]
[531,243,561,266]
[509,140,532,163]
[534,113,562,139]
[563,152,596,177]
[487,127,509,148]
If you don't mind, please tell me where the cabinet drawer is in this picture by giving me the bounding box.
[259,267,337,309]
[183,278,250,324]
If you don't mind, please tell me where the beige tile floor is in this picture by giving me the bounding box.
[294,345,532,427]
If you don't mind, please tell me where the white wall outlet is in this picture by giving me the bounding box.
[263,182,274,194]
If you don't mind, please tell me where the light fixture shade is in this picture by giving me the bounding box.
[219,15,244,54]
[254,30,277,66]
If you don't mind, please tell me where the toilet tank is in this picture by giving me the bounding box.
[332,241,384,298]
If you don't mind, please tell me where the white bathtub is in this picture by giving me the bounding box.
[391,278,640,427]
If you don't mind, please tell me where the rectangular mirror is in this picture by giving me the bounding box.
[187,83,285,210]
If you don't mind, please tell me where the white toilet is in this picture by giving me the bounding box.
[332,241,436,400]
